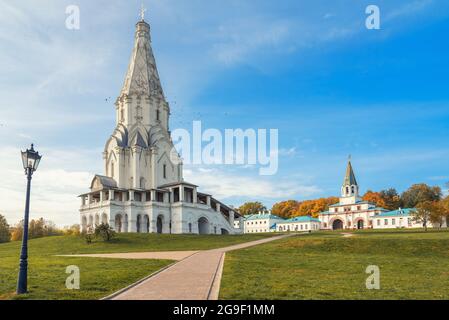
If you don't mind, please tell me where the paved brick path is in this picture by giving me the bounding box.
[109,234,295,300]
[59,251,197,261]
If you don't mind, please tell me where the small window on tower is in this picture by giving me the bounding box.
[346,187,349,194]
[156,109,160,121]
[163,164,167,179]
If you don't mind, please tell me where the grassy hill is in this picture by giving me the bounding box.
[0,233,272,300]
[220,229,449,300]
[4,230,448,300]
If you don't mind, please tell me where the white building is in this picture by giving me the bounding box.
[79,16,242,235]
[243,213,285,233]
[275,216,321,232]
[372,208,447,229]
[319,159,387,230]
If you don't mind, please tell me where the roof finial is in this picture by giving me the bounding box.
[140,3,147,21]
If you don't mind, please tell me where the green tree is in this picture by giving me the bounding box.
[0,214,11,243]
[94,223,115,242]
[29,218,45,238]
[401,184,442,208]
[238,202,267,216]
[379,188,403,210]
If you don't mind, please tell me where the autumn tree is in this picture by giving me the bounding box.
[296,200,314,217]
[296,197,339,218]
[362,191,386,208]
[11,221,24,241]
[271,200,300,219]
[0,214,11,243]
[379,188,402,210]
[440,196,449,226]
[10,218,62,241]
[429,201,447,229]
[401,184,442,208]
[238,202,267,216]
[411,201,443,231]
[63,224,81,236]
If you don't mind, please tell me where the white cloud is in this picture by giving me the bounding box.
[278,147,298,157]
[0,146,98,227]
[184,166,321,201]
[385,0,434,21]
[211,19,292,66]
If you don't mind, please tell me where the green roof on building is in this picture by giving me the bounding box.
[375,208,416,217]
[244,213,284,221]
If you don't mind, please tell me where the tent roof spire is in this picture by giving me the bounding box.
[343,156,358,187]
[118,7,164,99]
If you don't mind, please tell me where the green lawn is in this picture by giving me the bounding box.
[220,229,449,300]
[0,233,272,300]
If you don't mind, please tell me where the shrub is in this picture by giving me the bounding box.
[0,214,11,243]
[94,223,115,242]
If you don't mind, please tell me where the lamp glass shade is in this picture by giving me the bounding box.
[21,145,42,172]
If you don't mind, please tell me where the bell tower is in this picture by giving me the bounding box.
[340,156,361,205]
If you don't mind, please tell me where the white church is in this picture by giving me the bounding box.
[79,15,243,235]
[318,160,388,230]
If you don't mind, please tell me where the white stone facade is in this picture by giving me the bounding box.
[372,209,447,229]
[79,18,242,235]
[319,160,387,230]
[276,217,321,232]
[243,213,284,233]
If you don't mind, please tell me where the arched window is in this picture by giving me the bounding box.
[346,186,349,195]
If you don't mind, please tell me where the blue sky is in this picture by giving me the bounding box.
[0,0,448,225]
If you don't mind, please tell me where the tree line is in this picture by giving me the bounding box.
[0,215,80,244]
[238,183,449,221]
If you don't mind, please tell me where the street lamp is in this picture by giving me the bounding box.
[17,144,42,295]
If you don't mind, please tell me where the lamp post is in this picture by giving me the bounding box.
[17,144,42,295]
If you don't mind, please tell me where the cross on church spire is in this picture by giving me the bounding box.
[140,3,147,21]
